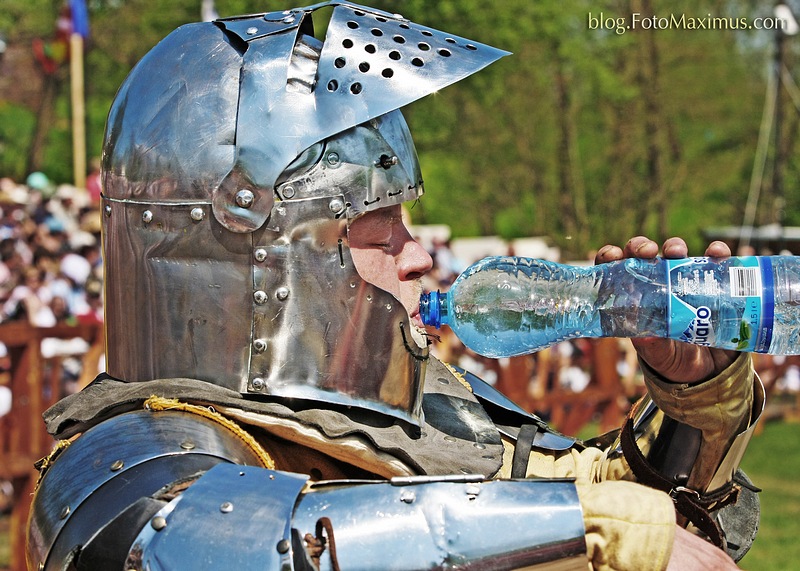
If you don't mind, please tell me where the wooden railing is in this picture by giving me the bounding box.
[0,321,101,571]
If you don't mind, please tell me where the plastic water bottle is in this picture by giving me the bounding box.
[419,255,800,357]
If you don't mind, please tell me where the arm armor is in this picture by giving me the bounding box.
[615,374,765,561]
[28,409,587,571]
[127,465,587,571]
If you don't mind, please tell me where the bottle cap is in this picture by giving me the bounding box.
[419,291,441,328]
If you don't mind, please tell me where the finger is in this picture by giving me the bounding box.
[595,244,624,264]
[661,237,689,259]
[704,240,732,258]
[623,236,659,259]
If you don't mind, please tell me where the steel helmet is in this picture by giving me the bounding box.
[101,1,507,426]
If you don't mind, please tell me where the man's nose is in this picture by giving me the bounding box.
[397,236,433,281]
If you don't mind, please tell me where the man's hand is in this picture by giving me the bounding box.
[594,236,738,384]
[668,525,739,570]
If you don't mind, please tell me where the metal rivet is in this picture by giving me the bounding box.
[104,205,112,217]
[190,207,205,221]
[444,436,457,443]
[38,563,44,571]
[376,154,399,169]
[252,377,265,391]
[326,152,339,165]
[246,26,258,35]
[253,339,267,353]
[142,210,153,223]
[180,440,195,450]
[151,516,167,531]
[366,294,373,302]
[329,198,344,214]
[385,303,392,311]
[110,459,124,471]
[275,287,289,301]
[465,484,481,497]
[235,189,255,209]
[59,505,70,519]
[254,248,268,262]
[400,490,416,504]
[437,377,450,385]
[220,502,234,513]
[473,442,486,450]
[282,185,295,199]
[254,290,268,304]
[276,538,291,554]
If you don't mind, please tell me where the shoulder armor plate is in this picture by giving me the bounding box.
[28,409,266,570]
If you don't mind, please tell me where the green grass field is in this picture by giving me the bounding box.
[1,420,796,570]
[739,420,800,570]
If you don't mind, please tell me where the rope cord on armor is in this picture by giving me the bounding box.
[33,439,72,488]
[143,395,276,470]
[441,361,474,393]
[620,401,740,549]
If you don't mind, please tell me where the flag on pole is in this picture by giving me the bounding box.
[69,0,90,39]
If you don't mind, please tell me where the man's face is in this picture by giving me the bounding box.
[348,205,433,328]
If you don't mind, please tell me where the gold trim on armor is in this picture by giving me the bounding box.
[143,395,276,469]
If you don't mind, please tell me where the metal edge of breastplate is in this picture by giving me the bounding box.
[452,365,577,450]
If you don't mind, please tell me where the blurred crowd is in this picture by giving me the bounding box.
[0,169,104,405]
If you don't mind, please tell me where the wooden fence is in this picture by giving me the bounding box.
[0,321,101,571]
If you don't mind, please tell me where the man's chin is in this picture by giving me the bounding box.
[409,320,428,348]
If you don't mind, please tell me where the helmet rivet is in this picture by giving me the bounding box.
[282,15,295,24]
[252,377,265,391]
[253,339,267,353]
[276,287,290,301]
[104,205,112,217]
[235,189,255,209]
[190,207,205,221]
[110,459,124,471]
[220,502,234,513]
[276,539,291,554]
[253,290,268,304]
[282,185,295,199]
[246,26,258,35]
[142,210,153,223]
[151,516,167,531]
[329,198,345,214]
[326,152,340,165]
[254,248,268,262]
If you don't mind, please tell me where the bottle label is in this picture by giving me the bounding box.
[666,256,774,352]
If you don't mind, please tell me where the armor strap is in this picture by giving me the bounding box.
[620,402,740,548]
[511,424,539,478]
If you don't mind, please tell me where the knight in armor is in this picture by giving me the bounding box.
[27,3,761,570]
